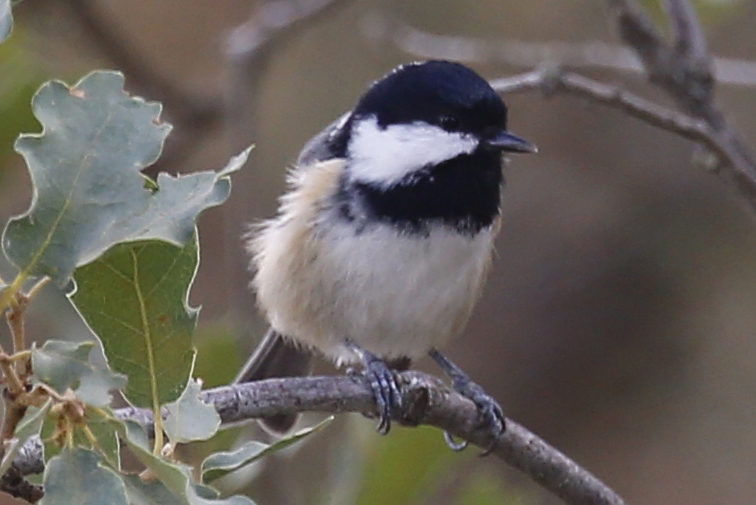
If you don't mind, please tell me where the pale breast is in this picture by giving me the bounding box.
[313,222,496,362]
[250,159,498,364]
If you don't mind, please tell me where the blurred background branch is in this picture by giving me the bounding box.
[362,10,756,86]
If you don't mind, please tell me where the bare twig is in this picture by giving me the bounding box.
[224,0,352,135]
[361,12,756,86]
[0,465,43,503]
[492,68,710,143]
[607,0,717,124]
[664,0,709,66]
[606,0,756,207]
[12,372,626,505]
[492,65,756,214]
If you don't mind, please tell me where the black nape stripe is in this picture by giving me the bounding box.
[340,150,503,235]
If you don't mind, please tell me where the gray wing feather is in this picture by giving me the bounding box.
[296,113,350,167]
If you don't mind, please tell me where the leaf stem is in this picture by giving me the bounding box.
[129,250,164,454]
[7,294,28,357]
[0,274,27,315]
[26,277,50,302]
[0,354,26,398]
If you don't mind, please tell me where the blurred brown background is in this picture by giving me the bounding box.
[2,0,756,504]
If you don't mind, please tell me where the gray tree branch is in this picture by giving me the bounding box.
[489,67,756,208]
[361,11,756,87]
[10,372,626,505]
[606,0,756,217]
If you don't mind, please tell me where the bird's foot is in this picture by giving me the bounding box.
[345,340,402,435]
[428,348,505,455]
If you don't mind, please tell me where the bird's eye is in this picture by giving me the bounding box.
[439,114,460,132]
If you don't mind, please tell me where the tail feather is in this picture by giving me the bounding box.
[235,328,312,434]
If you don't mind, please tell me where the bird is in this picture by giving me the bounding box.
[236,60,536,448]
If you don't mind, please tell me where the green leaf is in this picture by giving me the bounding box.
[164,378,220,444]
[122,426,256,505]
[32,340,127,406]
[201,416,333,483]
[123,475,189,505]
[0,399,51,476]
[2,68,248,287]
[83,407,121,469]
[40,448,128,505]
[2,71,170,285]
[71,237,199,408]
[123,475,232,505]
[0,0,11,43]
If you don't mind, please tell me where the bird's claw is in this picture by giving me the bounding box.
[346,341,402,435]
[429,348,506,455]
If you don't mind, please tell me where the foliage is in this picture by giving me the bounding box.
[0,60,331,504]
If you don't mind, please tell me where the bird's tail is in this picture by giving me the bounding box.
[235,328,312,434]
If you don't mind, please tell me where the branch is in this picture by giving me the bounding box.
[491,65,756,216]
[11,372,626,505]
[606,0,756,208]
[607,0,716,124]
[361,11,756,87]
[0,465,43,503]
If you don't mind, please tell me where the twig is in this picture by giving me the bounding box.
[491,66,756,214]
[664,0,709,67]
[607,0,717,125]
[11,372,626,505]
[0,465,43,503]
[606,0,756,208]
[492,68,709,142]
[224,0,352,130]
[361,12,756,86]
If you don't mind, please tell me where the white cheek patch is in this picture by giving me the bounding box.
[347,116,479,187]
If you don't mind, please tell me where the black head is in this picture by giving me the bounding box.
[330,61,535,234]
[351,60,534,152]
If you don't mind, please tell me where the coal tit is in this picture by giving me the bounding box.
[237,60,536,445]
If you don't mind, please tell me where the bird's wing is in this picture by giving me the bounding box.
[296,112,350,167]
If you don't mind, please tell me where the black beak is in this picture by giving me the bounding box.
[483,130,538,154]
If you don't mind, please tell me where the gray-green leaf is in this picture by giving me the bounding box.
[2,69,247,286]
[123,426,255,505]
[3,71,171,285]
[201,416,333,483]
[0,0,12,43]
[164,379,220,444]
[32,340,127,406]
[40,448,128,505]
[71,238,198,408]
